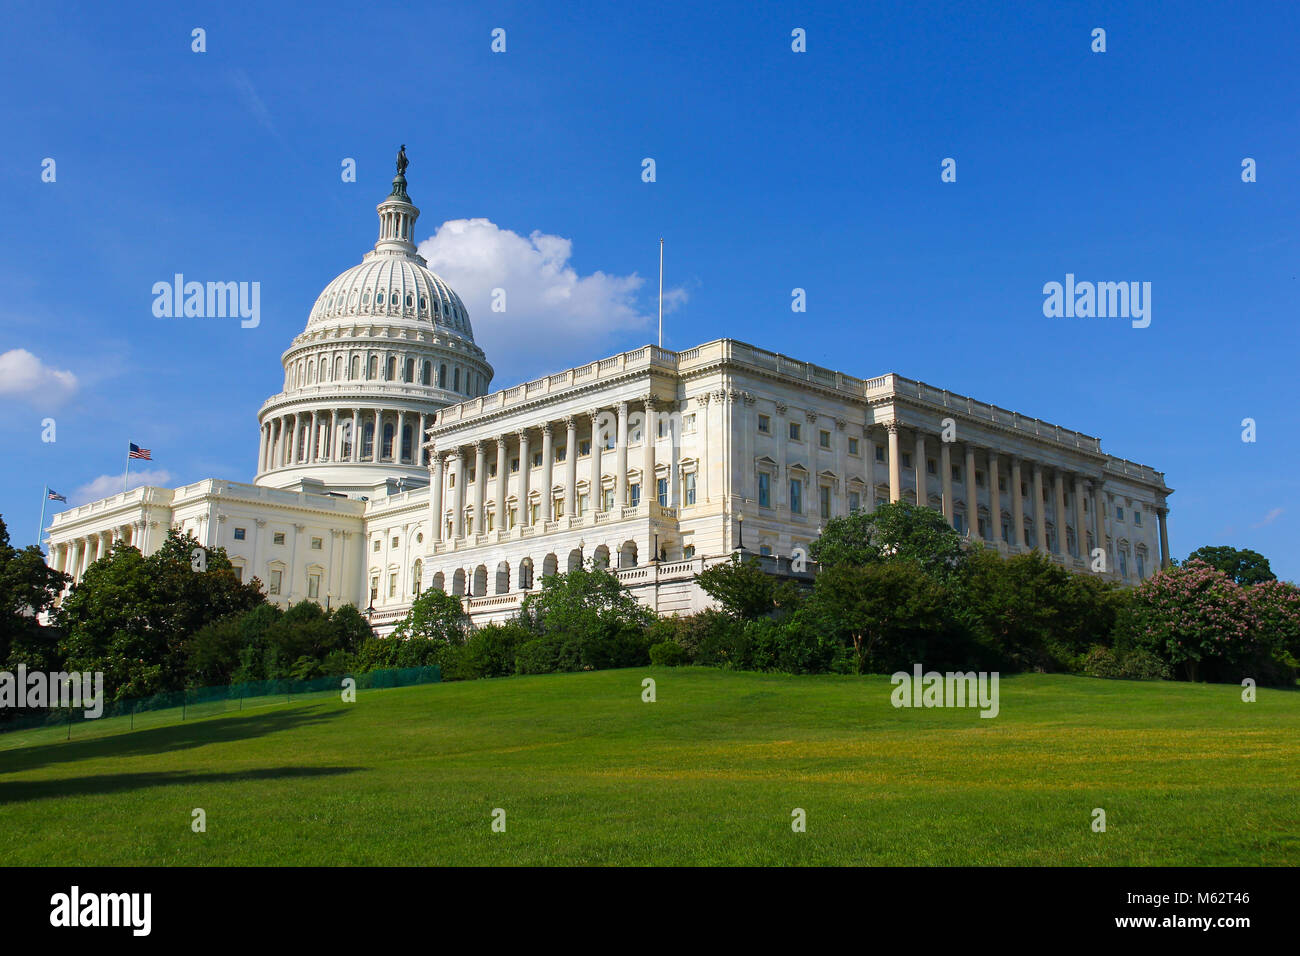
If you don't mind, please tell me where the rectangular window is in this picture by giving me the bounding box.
[683,472,697,506]
[308,574,320,599]
[902,453,911,468]
[530,502,540,523]
[603,488,615,512]
[927,459,937,475]
[510,457,519,473]
[819,485,831,520]
[848,437,860,456]
[373,539,381,552]
[658,419,668,438]
[953,466,962,483]
[233,566,244,583]
[391,536,399,549]
[487,512,495,532]
[1021,482,1028,497]
[790,479,803,515]
[849,491,861,512]
[270,569,282,595]
[1137,553,1146,578]
[876,446,885,463]
[630,483,641,507]
[684,414,696,431]
[954,514,965,534]
[274,532,286,545]
[489,463,498,477]
[758,472,771,509]
[819,430,831,448]
[976,471,985,488]
[555,447,566,462]
[758,414,771,434]
[233,527,246,541]
[1119,550,1129,577]
[1116,506,1124,521]
[579,440,591,456]
[579,493,589,515]
[311,537,322,550]
[388,573,397,597]
[999,477,1007,492]
[1134,510,1142,526]
[657,477,668,507]
[533,452,543,468]
[789,422,802,441]
[370,576,379,602]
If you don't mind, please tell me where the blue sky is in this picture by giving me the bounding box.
[1,0,1296,579]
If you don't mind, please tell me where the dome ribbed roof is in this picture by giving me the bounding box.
[308,254,474,339]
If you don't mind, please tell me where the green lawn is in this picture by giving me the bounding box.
[1,668,1297,865]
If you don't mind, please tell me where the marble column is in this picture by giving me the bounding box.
[330,409,340,461]
[1053,470,1068,560]
[565,416,578,516]
[540,423,555,522]
[914,431,927,507]
[352,408,361,462]
[1011,457,1025,550]
[452,450,466,539]
[643,398,657,509]
[1091,481,1107,569]
[495,438,508,532]
[588,410,602,513]
[940,440,954,525]
[988,452,1001,545]
[473,441,487,534]
[372,409,382,463]
[1033,463,1047,552]
[615,402,629,507]
[1157,507,1171,568]
[964,444,978,538]
[288,413,300,465]
[397,411,407,464]
[429,454,445,543]
[886,422,901,503]
[1074,476,1087,558]
[517,429,531,526]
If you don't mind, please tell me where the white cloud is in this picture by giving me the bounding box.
[1252,507,1284,529]
[0,348,78,405]
[417,219,687,380]
[73,469,173,505]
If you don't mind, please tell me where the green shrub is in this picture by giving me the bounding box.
[649,640,688,666]
[458,623,528,679]
[1079,645,1124,679]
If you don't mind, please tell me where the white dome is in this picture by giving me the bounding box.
[308,252,475,342]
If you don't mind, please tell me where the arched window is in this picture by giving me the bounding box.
[405,358,415,382]
[421,361,431,386]
[412,559,423,595]
[368,355,378,379]
[405,294,413,309]
[439,364,447,388]
[386,357,396,380]
[453,367,460,391]
[350,356,359,379]
[362,421,375,458]
[333,356,342,380]
[400,425,412,463]
[382,423,395,460]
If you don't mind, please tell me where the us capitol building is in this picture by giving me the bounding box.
[44,154,1174,632]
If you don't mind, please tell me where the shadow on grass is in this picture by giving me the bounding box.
[0,765,362,804]
[0,705,345,776]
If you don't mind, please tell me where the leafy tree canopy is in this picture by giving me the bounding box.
[1183,545,1276,586]
[809,501,968,577]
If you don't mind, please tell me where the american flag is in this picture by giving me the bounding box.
[128,443,152,460]
[47,489,67,502]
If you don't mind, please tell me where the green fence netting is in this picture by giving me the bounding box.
[0,665,441,748]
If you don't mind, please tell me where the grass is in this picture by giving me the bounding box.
[1,668,1297,865]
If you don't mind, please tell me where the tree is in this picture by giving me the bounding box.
[516,565,654,672]
[1183,546,1276,586]
[807,561,954,673]
[956,548,1122,672]
[56,529,264,700]
[382,588,471,675]
[1243,579,1300,685]
[1120,560,1258,682]
[694,555,801,620]
[0,514,69,671]
[809,501,967,577]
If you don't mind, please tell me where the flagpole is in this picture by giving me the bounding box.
[38,485,47,549]
[124,443,130,495]
[658,237,664,348]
